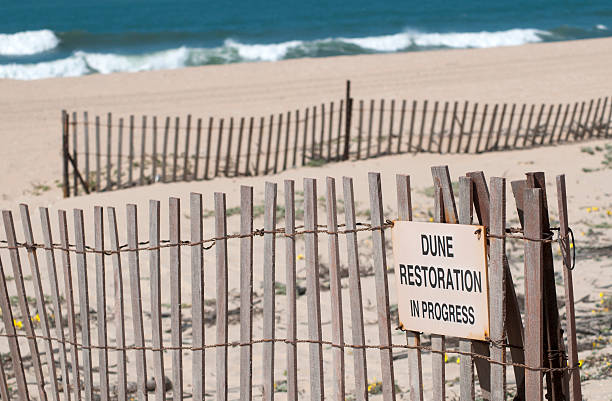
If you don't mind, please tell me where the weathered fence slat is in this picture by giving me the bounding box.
[368,172,396,401]
[582,99,594,139]
[325,177,346,401]
[58,210,82,401]
[117,118,124,188]
[170,198,183,400]
[225,117,235,177]
[302,109,309,166]
[126,204,148,401]
[512,104,526,148]
[240,186,254,401]
[282,111,291,171]
[397,99,407,154]
[129,115,135,186]
[106,113,113,191]
[273,113,283,173]
[439,101,449,153]
[304,177,324,401]
[457,177,475,401]
[447,101,458,153]
[523,187,544,401]
[215,193,228,401]
[319,104,326,158]
[152,116,159,182]
[265,115,274,174]
[183,115,192,180]
[395,174,424,401]
[73,209,94,401]
[246,116,255,174]
[107,207,128,401]
[556,175,582,401]
[416,100,428,153]
[162,116,170,182]
[557,104,570,143]
[494,103,507,150]
[292,110,299,167]
[327,102,334,161]
[337,99,344,160]
[234,117,245,177]
[596,97,608,138]
[148,200,166,400]
[357,100,364,159]
[262,183,277,401]
[367,100,374,158]
[284,180,298,401]
[427,101,439,152]
[191,193,205,401]
[539,105,553,145]
[204,117,213,179]
[72,112,78,196]
[475,104,489,152]
[19,205,60,401]
[140,115,148,185]
[40,207,72,400]
[455,101,469,153]
[387,99,395,155]
[93,206,110,401]
[0,351,8,401]
[483,104,499,152]
[531,104,545,146]
[377,99,385,156]
[342,177,369,401]
[311,106,317,162]
[407,100,417,152]
[431,186,446,401]
[173,116,180,181]
[193,117,202,180]
[503,104,517,150]
[464,102,478,153]
[547,104,562,144]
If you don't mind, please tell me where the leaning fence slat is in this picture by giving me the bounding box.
[396,99,406,154]
[236,117,246,176]
[521,105,535,148]
[416,100,427,153]
[337,99,344,160]
[512,104,527,148]
[191,193,205,401]
[376,99,385,156]
[302,109,309,166]
[105,113,113,190]
[225,117,234,177]
[368,173,396,401]
[395,174,424,401]
[581,99,594,139]
[215,118,225,177]
[215,193,229,401]
[284,180,298,401]
[605,96,612,137]
[455,101,469,153]
[547,104,562,144]
[327,102,334,161]
[489,178,506,400]
[262,183,277,401]
[117,118,124,188]
[205,117,214,179]
[319,104,326,159]
[589,98,601,139]
[475,104,489,151]
[493,103,507,150]
[240,186,254,401]
[556,175,582,401]
[129,115,135,186]
[387,99,395,155]
[173,116,180,181]
[169,198,183,400]
[140,115,148,185]
[126,204,148,401]
[246,116,255,174]
[149,200,166,400]
[557,104,570,143]
[193,117,202,180]
[483,104,498,152]
[311,106,317,162]
[292,110,299,167]
[162,116,170,182]
[83,111,90,189]
[183,114,192,180]
[539,105,553,145]
[356,100,364,159]
[407,100,417,152]
[58,210,82,401]
[0,255,29,400]
[427,101,439,152]
[464,102,478,153]
[438,101,449,153]
[282,112,291,171]
[446,101,457,153]
[367,100,374,158]
[152,116,159,181]
[73,209,94,401]
[93,206,110,401]
[72,112,78,196]
[571,102,584,141]
[273,113,284,173]
[596,97,608,138]
[523,188,544,401]
[19,205,60,401]
[107,207,128,401]
[304,178,325,400]
[325,177,346,401]
[531,104,545,146]
[39,207,72,400]
[264,115,274,174]
[96,115,101,191]
[457,177,475,401]
[342,177,369,401]
[503,104,516,149]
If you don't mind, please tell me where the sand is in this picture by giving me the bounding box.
[0,38,610,399]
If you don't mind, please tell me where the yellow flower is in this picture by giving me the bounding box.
[593,207,599,211]
[578,359,584,367]
[600,292,604,298]
[296,253,304,261]
[570,243,574,249]
[444,354,448,363]
[580,232,585,236]
[456,357,461,364]
[586,208,591,212]
[607,210,612,216]
[429,217,434,222]
[13,319,22,329]
[32,314,40,322]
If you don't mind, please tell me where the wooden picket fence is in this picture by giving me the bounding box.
[62,83,612,197]
[0,166,581,400]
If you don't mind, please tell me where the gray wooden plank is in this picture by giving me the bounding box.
[438,101,449,154]
[416,100,428,153]
[58,210,82,401]
[255,116,264,175]
[356,101,364,159]
[337,99,344,160]
[262,183,277,401]
[489,178,506,401]
[475,104,489,152]
[503,104,516,150]
[205,117,213,179]
[319,104,325,158]
[245,116,255,175]
[93,206,109,401]
[39,207,72,400]
[396,100,406,154]
[327,102,334,161]
[240,186,254,401]
[106,113,113,190]
[126,204,148,401]
[84,111,90,191]
[456,101,469,152]
[19,205,60,401]
[446,101,457,153]
[72,112,78,196]
[368,172,396,401]
[407,100,417,152]
[95,115,101,191]
[235,117,245,176]
[0,310,11,401]
[117,118,124,188]
[152,116,159,181]
[190,193,205,401]
[73,209,94,401]
[427,101,439,152]
[395,174,423,401]
[173,116,180,181]
[293,110,299,167]
[273,113,283,173]
[149,200,166,400]
[302,108,309,166]
[325,177,346,401]
[106,207,128,401]
[387,99,395,154]
[214,193,228,401]
[457,177,475,401]
[169,197,183,400]
[162,116,170,182]
[140,115,148,185]
[183,114,191,180]
[555,175,582,401]
[557,104,570,143]
[129,114,135,186]
[304,178,324,401]
[431,186,446,401]
[193,117,202,180]
[284,180,298,401]
[225,117,234,177]
[264,115,273,174]
[523,188,544,401]
[284,112,291,169]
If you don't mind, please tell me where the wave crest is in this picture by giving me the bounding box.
[0,29,60,56]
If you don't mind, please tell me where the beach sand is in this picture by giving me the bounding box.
[0,38,610,399]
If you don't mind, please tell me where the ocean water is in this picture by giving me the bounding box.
[0,0,611,80]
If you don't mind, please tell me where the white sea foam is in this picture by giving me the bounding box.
[224,39,303,61]
[0,29,60,56]
[596,24,608,30]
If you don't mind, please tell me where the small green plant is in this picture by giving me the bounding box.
[581,146,595,155]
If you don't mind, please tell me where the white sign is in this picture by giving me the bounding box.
[391,221,490,340]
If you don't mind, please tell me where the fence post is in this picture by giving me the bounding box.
[62,110,70,198]
[343,80,352,161]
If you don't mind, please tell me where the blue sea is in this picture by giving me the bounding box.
[1,0,611,80]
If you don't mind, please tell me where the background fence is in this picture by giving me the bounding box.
[0,166,580,400]
[62,82,612,197]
